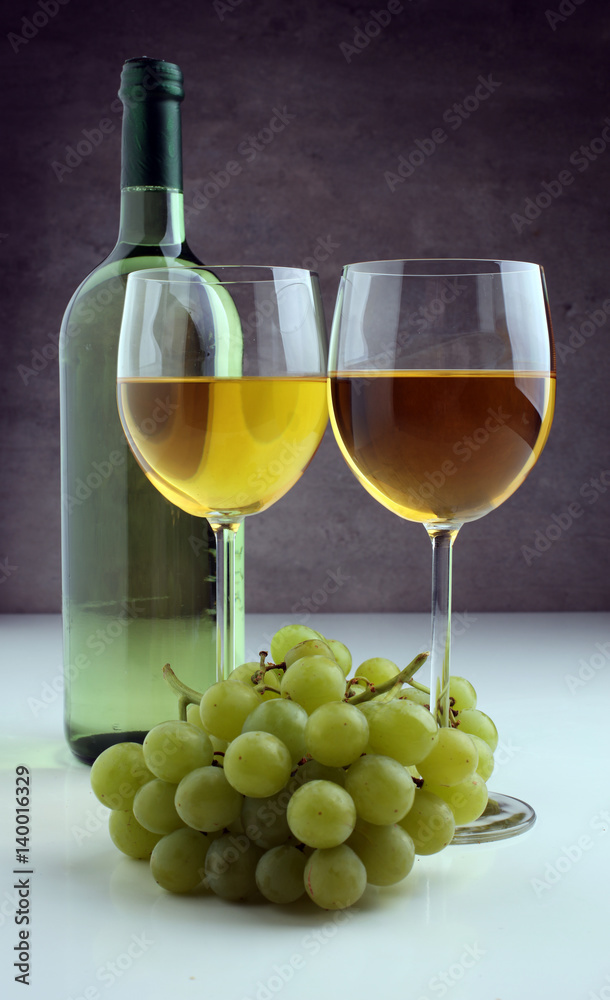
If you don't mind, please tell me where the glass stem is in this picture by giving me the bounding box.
[426,526,460,728]
[210,521,241,683]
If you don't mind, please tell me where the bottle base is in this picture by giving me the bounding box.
[68,731,149,766]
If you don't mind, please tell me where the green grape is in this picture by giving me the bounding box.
[355,657,400,688]
[225,815,245,836]
[91,742,154,811]
[417,728,478,786]
[355,699,382,722]
[281,656,346,714]
[347,819,415,886]
[175,765,243,832]
[367,700,438,765]
[304,845,367,910]
[228,661,260,685]
[204,833,263,901]
[285,638,335,668]
[186,703,205,730]
[398,788,456,855]
[398,688,430,708]
[456,708,498,751]
[270,624,323,664]
[287,779,356,848]
[292,759,346,787]
[133,778,186,835]
[305,701,369,767]
[209,734,229,754]
[469,733,495,781]
[324,639,352,677]
[424,773,488,825]
[242,789,292,848]
[255,844,307,903]
[449,675,477,712]
[223,731,292,798]
[199,680,260,741]
[242,698,308,764]
[353,699,383,754]
[150,828,210,893]
[108,809,162,859]
[143,720,214,783]
[345,754,415,824]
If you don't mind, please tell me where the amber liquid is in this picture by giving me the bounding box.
[329,370,555,525]
[118,376,328,520]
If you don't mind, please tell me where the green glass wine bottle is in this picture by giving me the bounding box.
[59,57,244,764]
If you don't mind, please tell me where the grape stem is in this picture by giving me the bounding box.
[347,652,429,705]
[255,684,282,696]
[258,650,287,672]
[407,678,430,694]
[162,663,203,706]
[346,677,377,694]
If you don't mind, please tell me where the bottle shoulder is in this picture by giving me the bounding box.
[60,242,202,340]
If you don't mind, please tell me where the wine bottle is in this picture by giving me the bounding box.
[59,57,244,764]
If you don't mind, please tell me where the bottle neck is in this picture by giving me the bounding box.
[118,187,186,246]
[118,64,185,248]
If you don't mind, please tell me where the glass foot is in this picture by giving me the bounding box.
[451,792,536,844]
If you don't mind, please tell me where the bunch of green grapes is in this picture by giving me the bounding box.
[90,623,498,910]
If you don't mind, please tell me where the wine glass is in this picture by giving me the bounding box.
[117,265,328,686]
[328,259,555,842]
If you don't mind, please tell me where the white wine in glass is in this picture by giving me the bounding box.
[328,259,555,842]
[117,265,328,684]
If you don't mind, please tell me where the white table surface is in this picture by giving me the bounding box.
[1,612,609,1000]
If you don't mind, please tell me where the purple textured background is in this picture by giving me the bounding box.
[1,0,609,614]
